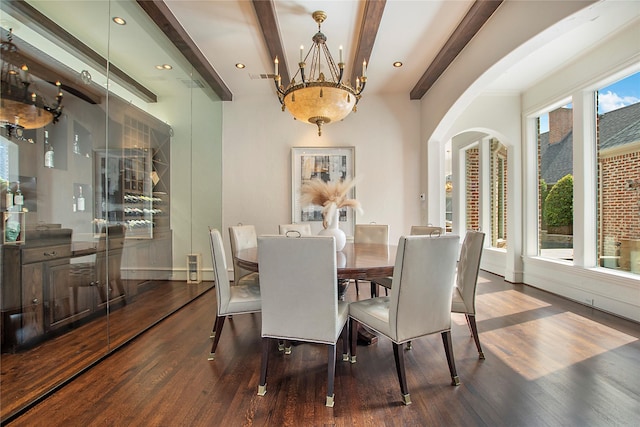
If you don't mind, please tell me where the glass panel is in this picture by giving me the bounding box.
[537,102,574,261]
[490,139,508,248]
[596,71,640,273]
[0,1,220,421]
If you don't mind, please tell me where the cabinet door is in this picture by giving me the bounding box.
[20,263,44,345]
[47,260,92,329]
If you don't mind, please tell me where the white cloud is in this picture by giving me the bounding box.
[599,90,640,113]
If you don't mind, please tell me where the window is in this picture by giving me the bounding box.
[490,139,507,248]
[596,71,640,274]
[537,102,574,261]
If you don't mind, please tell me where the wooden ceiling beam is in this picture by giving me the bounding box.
[138,0,232,101]
[410,0,503,100]
[350,0,386,89]
[252,0,290,87]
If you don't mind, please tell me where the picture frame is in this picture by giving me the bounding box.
[291,146,356,236]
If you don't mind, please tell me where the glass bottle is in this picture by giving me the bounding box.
[44,130,54,168]
[77,186,85,211]
[14,181,23,207]
[72,195,77,212]
[5,183,13,210]
[73,134,80,155]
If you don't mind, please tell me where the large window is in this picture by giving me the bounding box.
[596,71,640,274]
[490,139,508,248]
[537,102,574,261]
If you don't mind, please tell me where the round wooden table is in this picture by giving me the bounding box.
[235,242,397,281]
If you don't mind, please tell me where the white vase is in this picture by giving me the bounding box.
[318,209,346,251]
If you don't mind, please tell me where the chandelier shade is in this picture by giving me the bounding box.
[1,28,63,135]
[274,11,366,136]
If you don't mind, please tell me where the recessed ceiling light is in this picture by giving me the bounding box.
[393,61,403,68]
[112,17,126,25]
[235,63,246,69]
[155,64,173,70]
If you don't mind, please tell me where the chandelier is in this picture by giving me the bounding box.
[273,11,366,136]
[1,28,64,137]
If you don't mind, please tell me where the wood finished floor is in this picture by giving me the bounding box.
[6,271,640,426]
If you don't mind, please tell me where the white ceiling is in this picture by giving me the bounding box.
[4,1,640,105]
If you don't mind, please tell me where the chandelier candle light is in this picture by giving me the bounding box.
[273,11,366,136]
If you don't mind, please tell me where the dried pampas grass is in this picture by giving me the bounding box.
[300,177,362,223]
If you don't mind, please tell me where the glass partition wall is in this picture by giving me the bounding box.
[0,1,220,422]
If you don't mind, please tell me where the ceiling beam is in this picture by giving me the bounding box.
[252,0,290,87]
[2,0,158,103]
[350,0,386,88]
[138,0,233,102]
[410,0,503,100]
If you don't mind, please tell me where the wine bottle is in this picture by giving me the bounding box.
[73,134,80,155]
[72,195,77,212]
[44,130,55,168]
[77,186,85,211]
[14,181,23,206]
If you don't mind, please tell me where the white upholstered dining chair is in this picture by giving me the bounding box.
[256,234,349,407]
[371,225,445,296]
[354,223,389,297]
[348,234,461,405]
[451,230,486,359]
[228,224,260,287]
[208,228,261,360]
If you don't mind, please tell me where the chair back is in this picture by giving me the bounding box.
[455,230,485,314]
[258,235,339,344]
[389,235,459,342]
[410,225,444,236]
[209,228,233,314]
[278,223,312,236]
[354,224,389,245]
[229,225,258,283]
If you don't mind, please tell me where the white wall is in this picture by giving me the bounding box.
[220,92,422,263]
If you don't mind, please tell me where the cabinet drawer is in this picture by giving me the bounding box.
[22,245,71,264]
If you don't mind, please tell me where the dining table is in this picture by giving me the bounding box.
[235,241,397,344]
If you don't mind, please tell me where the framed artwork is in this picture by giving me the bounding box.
[291,146,356,236]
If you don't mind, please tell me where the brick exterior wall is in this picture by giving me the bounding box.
[598,149,640,258]
[466,148,480,231]
[491,139,508,248]
[549,107,573,145]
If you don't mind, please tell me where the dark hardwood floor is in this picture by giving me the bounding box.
[5,271,640,426]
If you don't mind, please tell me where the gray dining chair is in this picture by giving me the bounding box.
[349,234,461,405]
[256,234,349,407]
[451,230,486,359]
[208,227,261,360]
[354,223,389,297]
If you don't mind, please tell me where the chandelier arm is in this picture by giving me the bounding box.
[273,78,286,97]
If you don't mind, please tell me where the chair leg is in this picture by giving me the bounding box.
[210,316,218,339]
[349,318,358,363]
[208,316,226,360]
[354,279,360,295]
[466,314,485,359]
[326,344,337,407]
[370,281,378,298]
[341,321,350,361]
[392,342,411,405]
[441,330,460,386]
[257,338,270,396]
